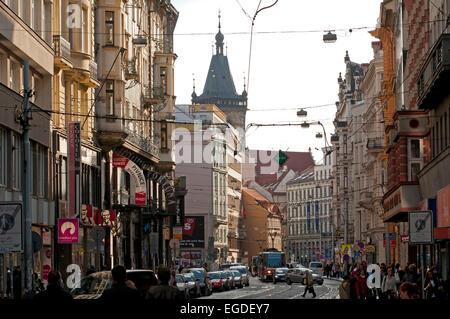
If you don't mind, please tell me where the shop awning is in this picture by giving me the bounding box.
[383,208,410,223]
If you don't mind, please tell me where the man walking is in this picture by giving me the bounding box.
[146,266,184,300]
[301,270,316,298]
[33,271,73,301]
[98,265,142,301]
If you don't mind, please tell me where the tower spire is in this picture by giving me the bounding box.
[218,9,221,30]
[215,10,224,55]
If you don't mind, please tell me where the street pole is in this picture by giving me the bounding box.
[21,61,33,294]
[420,244,425,299]
[386,222,390,265]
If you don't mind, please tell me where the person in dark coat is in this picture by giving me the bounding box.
[33,270,73,301]
[98,265,142,301]
[13,266,22,300]
[146,266,184,300]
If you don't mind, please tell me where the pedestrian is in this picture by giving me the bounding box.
[98,265,142,301]
[355,267,368,300]
[339,264,344,278]
[424,270,444,300]
[381,268,398,300]
[338,275,351,299]
[33,270,73,301]
[146,266,185,300]
[301,270,316,298]
[12,266,22,300]
[399,282,420,299]
[405,264,418,283]
[85,264,96,276]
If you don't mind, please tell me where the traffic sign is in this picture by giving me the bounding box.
[409,210,434,244]
[343,255,350,261]
[0,202,23,253]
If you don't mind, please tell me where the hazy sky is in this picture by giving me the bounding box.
[171,0,382,163]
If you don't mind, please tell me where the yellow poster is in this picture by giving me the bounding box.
[341,244,351,255]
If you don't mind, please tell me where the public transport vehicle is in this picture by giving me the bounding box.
[256,249,286,281]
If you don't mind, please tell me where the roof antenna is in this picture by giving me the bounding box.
[225,43,228,56]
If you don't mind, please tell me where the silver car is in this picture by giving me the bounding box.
[230,269,243,288]
[308,262,324,277]
[229,266,250,287]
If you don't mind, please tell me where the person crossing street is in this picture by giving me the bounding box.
[301,269,316,298]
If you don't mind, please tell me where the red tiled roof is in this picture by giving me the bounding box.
[254,151,314,185]
[242,188,270,203]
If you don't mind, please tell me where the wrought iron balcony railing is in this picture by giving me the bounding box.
[124,128,160,158]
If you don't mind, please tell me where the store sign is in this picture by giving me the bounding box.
[112,155,147,205]
[383,188,402,214]
[0,202,23,253]
[400,235,409,243]
[68,122,81,218]
[409,210,434,244]
[383,233,397,248]
[365,245,376,253]
[94,210,116,227]
[173,226,183,240]
[81,204,96,226]
[58,218,79,244]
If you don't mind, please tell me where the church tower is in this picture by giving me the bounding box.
[191,13,248,130]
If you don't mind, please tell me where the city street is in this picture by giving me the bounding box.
[200,276,340,300]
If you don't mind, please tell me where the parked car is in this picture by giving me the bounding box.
[184,268,212,296]
[182,272,202,297]
[230,269,243,288]
[175,274,192,299]
[224,270,236,289]
[272,267,289,283]
[219,271,232,290]
[308,261,324,277]
[285,268,324,286]
[219,263,244,270]
[208,271,225,292]
[70,270,157,299]
[229,266,250,287]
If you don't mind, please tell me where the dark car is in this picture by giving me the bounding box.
[208,272,225,292]
[70,270,157,299]
[273,267,289,284]
[184,268,212,296]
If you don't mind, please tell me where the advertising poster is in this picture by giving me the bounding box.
[112,154,147,205]
[181,216,205,248]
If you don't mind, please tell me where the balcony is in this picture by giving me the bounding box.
[366,138,383,152]
[125,58,138,80]
[89,60,98,83]
[417,33,450,109]
[124,128,160,158]
[143,86,165,105]
[53,35,72,69]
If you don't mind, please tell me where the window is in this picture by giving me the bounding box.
[105,81,114,115]
[12,134,22,189]
[60,157,67,200]
[105,11,114,45]
[0,127,7,186]
[160,67,167,94]
[408,138,423,181]
[10,61,21,92]
[82,8,88,53]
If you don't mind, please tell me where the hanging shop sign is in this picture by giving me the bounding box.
[113,155,147,205]
[68,122,81,217]
[365,245,376,253]
[383,233,397,248]
[94,209,116,227]
[57,218,79,244]
[408,210,434,244]
[0,202,23,253]
[81,204,96,226]
[148,171,177,214]
[173,226,183,240]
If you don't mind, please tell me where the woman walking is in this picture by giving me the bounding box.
[381,268,398,299]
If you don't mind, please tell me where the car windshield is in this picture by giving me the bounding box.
[184,274,195,282]
[190,270,205,283]
[219,273,227,279]
[71,273,112,295]
[232,271,240,276]
[231,267,247,275]
[276,268,288,273]
[175,275,184,283]
[208,273,220,279]
[310,263,323,268]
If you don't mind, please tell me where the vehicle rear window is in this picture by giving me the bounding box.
[190,270,205,282]
[208,273,220,279]
[126,271,157,289]
[175,275,184,283]
[310,263,323,268]
[232,270,240,276]
[184,274,195,282]
[232,267,247,275]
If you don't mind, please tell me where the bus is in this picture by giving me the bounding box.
[257,249,286,281]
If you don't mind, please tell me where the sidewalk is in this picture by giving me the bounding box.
[324,276,343,282]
